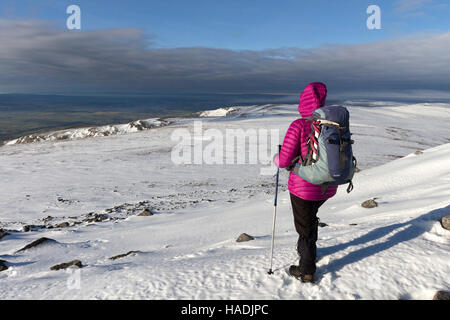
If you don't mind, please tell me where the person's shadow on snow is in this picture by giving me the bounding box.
[317,204,449,276]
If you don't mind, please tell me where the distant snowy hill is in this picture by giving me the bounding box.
[199,106,239,117]
[0,102,449,299]
[3,118,170,145]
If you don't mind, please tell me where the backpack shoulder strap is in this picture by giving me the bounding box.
[321,182,329,195]
[286,117,311,171]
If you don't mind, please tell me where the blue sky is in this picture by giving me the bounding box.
[1,0,449,50]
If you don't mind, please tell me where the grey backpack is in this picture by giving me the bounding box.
[288,106,357,194]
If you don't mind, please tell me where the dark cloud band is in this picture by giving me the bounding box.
[0,19,449,97]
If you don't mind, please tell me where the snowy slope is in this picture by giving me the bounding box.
[0,102,449,300]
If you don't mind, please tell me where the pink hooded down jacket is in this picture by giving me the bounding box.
[278,82,338,201]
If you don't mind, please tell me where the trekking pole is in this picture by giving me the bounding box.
[268,144,282,275]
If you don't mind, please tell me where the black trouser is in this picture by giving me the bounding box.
[290,193,326,275]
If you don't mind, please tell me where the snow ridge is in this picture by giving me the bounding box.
[4,118,171,146]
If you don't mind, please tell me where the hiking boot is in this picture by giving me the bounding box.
[288,265,315,283]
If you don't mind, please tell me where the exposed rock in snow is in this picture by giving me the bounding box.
[0,229,9,240]
[441,215,450,230]
[57,197,75,204]
[83,213,109,223]
[15,237,57,253]
[0,260,8,272]
[361,199,378,208]
[50,260,83,271]
[55,222,70,228]
[137,208,154,216]
[433,291,450,300]
[22,225,45,232]
[110,251,141,261]
[42,216,54,223]
[236,233,254,242]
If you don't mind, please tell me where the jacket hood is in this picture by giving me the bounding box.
[298,82,327,117]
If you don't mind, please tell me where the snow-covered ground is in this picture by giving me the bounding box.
[0,102,449,299]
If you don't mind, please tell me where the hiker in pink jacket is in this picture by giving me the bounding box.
[274,82,338,283]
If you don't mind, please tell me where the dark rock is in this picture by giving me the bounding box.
[349,223,358,226]
[236,233,254,242]
[0,229,9,240]
[387,154,403,159]
[440,215,450,231]
[109,251,141,260]
[57,197,73,203]
[22,225,45,232]
[84,213,109,223]
[42,216,54,223]
[414,150,423,155]
[137,209,154,217]
[433,291,450,300]
[318,222,329,228]
[16,237,57,253]
[95,214,108,221]
[0,260,8,272]
[361,199,378,208]
[50,260,83,271]
[55,222,70,228]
